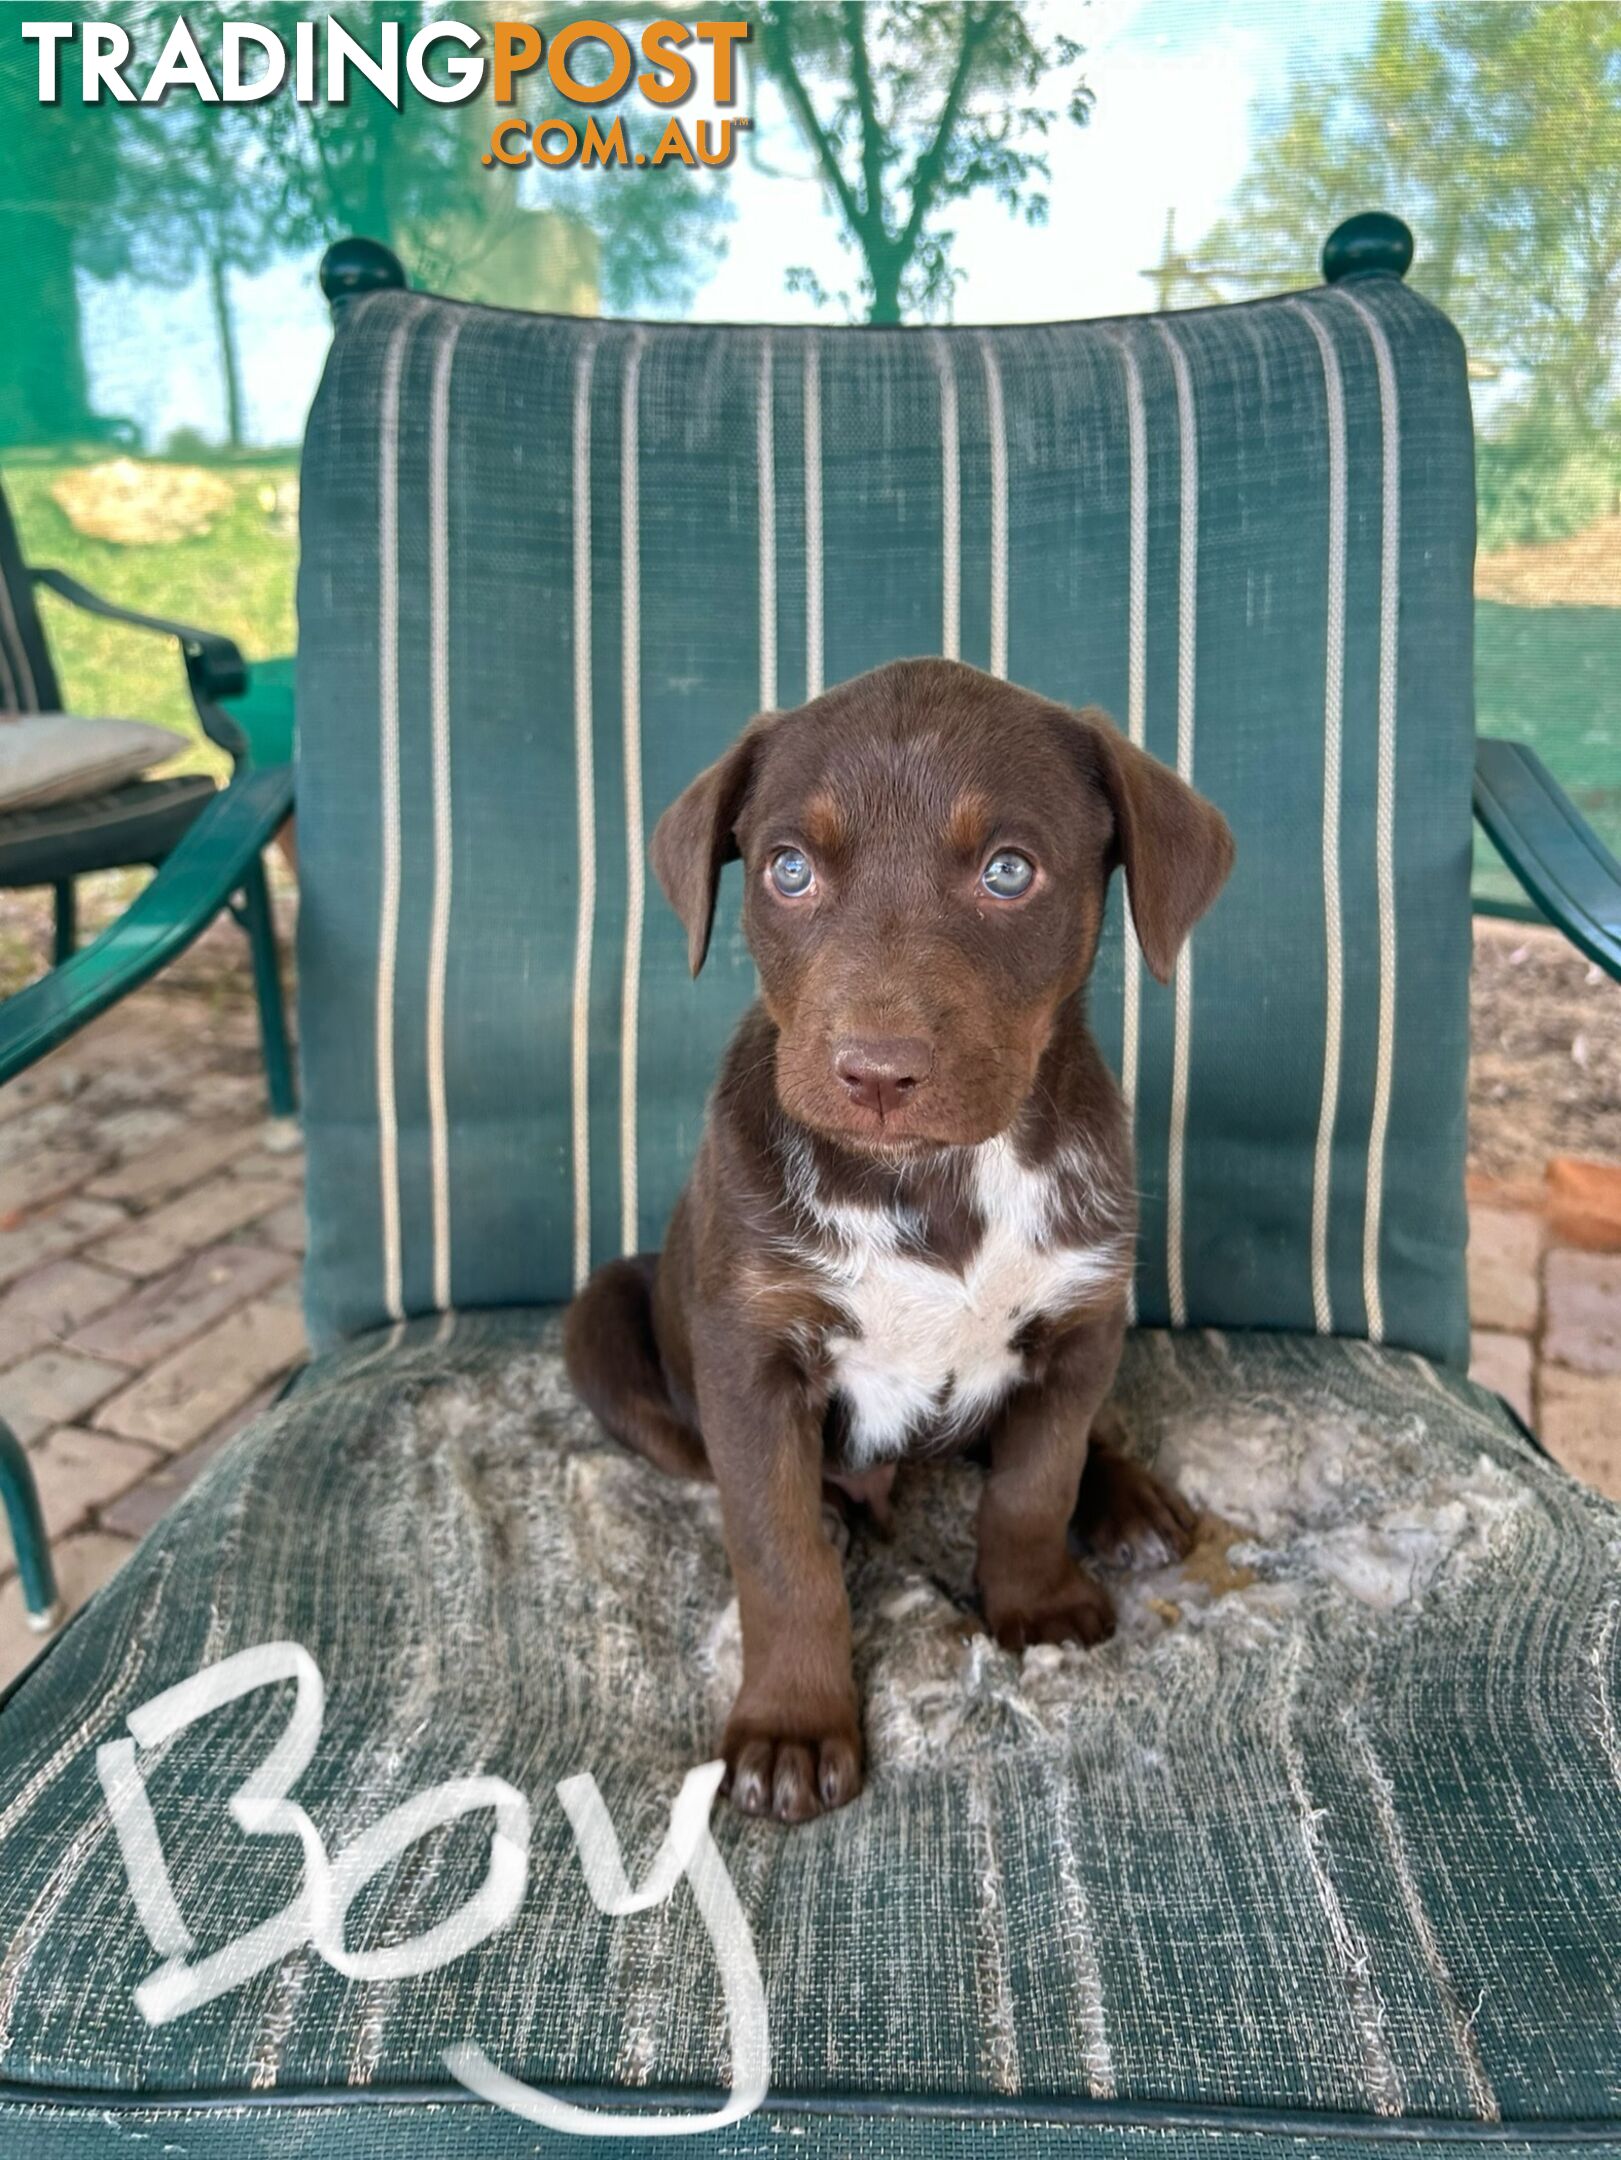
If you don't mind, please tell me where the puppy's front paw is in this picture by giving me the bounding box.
[1076,1447,1197,1571]
[723,1713,863,1823]
[983,1565,1116,1653]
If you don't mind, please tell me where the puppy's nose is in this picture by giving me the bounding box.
[832,1035,934,1118]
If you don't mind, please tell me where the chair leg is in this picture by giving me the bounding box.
[52,880,77,966]
[239,854,296,1119]
[0,1419,62,1634]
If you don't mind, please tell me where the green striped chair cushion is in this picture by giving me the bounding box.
[296,279,1475,1361]
[2,1321,1618,2152]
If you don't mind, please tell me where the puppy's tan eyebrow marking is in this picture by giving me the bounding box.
[802,791,847,852]
[946,789,993,857]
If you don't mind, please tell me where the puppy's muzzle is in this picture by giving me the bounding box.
[831,1033,934,1120]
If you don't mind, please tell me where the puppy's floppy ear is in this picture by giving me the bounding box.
[649,715,775,975]
[1076,708,1235,983]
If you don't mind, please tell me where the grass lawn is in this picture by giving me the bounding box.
[0,455,299,992]
[3,453,299,783]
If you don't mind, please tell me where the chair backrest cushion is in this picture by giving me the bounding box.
[297,280,1476,1364]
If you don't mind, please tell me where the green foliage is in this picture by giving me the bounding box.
[96,0,731,308]
[1196,2,1621,546]
[238,3,730,318]
[514,20,732,317]
[1476,430,1620,555]
[0,4,127,444]
[2,3,738,450]
[750,1,1090,322]
[250,2,485,253]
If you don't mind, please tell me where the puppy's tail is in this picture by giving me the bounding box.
[563,1253,711,1482]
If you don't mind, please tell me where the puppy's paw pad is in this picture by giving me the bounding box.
[724,1726,863,1823]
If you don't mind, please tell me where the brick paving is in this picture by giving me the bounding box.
[1,915,1617,1688]
[1470,1198,1621,1498]
[0,959,309,1686]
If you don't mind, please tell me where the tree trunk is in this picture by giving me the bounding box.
[0,209,101,446]
[866,246,905,324]
[207,252,245,450]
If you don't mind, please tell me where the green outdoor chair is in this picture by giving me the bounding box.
[0,213,1618,2159]
[0,475,297,1113]
[0,484,300,1637]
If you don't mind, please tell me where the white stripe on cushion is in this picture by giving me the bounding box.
[1289,299,1349,1337]
[930,333,961,660]
[757,335,777,711]
[1045,1759,1117,2096]
[1109,327,1151,1328]
[570,336,600,1291]
[425,316,464,1315]
[340,1319,407,1385]
[1154,318,1199,1331]
[1339,288,1401,1347]
[1344,1709,1502,2119]
[374,307,418,1325]
[804,339,824,700]
[975,335,1008,679]
[619,332,647,1256]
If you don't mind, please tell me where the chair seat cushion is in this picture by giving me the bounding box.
[0,712,181,811]
[1,1320,1617,2158]
[0,772,215,886]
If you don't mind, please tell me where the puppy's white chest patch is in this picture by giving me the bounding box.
[803,1138,1124,1467]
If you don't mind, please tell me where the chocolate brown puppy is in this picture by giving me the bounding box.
[565,658,1234,1823]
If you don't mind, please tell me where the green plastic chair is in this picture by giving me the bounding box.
[0,215,1619,2159]
[0,476,296,1101]
[0,492,297,1632]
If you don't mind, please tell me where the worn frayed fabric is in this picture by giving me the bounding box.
[0,1316,1617,2145]
[707,1370,1533,1777]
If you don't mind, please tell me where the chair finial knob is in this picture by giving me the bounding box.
[1322,212,1414,284]
[320,237,408,316]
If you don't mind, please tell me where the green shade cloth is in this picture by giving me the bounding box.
[0,1321,1617,2157]
[223,653,296,771]
[295,281,1477,1366]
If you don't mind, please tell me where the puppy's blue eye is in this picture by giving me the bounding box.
[769,847,815,897]
[982,850,1035,899]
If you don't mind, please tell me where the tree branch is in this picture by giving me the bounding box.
[843,0,889,239]
[897,2,998,265]
[758,6,870,246]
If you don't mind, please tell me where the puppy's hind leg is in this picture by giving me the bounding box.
[563,1254,710,1481]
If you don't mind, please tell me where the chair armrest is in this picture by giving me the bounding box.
[0,763,293,1087]
[30,567,248,698]
[1474,737,1621,981]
